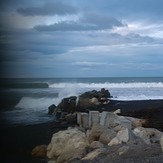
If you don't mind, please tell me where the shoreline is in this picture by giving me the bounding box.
[1,98,163,162]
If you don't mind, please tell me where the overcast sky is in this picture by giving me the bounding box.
[0,0,163,78]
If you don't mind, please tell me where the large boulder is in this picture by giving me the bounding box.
[133,127,163,144]
[47,128,89,162]
[79,88,111,99]
[100,112,132,129]
[108,128,138,146]
[87,124,106,143]
[77,88,111,111]
[99,128,116,145]
[90,141,104,149]
[57,96,77,113]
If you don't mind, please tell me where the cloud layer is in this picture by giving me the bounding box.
[0,0,163,77]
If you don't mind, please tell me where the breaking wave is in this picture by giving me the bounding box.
[49,82,163,89]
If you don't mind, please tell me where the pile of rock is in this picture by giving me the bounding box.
[48,88,111,119]
[32,111,163,163]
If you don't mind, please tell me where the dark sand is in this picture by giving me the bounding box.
[1,99,163,163]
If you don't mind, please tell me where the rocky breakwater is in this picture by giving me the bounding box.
[32,111,163,163]
[48,88,111,119]
[48,88,163,131]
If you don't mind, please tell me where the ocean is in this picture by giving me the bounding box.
[1,77,163,126]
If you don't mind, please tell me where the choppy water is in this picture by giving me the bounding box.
[1,77,163,126]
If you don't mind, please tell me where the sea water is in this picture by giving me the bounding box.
[0,77,163,126]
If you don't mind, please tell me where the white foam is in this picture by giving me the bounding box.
[49,82,163,89]
[15,97,61,110]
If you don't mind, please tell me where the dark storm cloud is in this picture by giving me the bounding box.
[17,2,77,16]
[35,13,124,32]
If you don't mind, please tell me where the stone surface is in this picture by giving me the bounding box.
[65,112,77,122]
[89,111,100,127]
[100,112,132,129]
[88,124,105,143]
[118,146,130,156]
[77,112,89,128]
[108,137,121,146]
[82,148,106,160]
[160,135,163,152]
[47,128,88,162]
[116,128,137,144]
[125,116,146,128]
[31,145,47,158]
[90,141,104,149]
[133,127,163,144]
[99,128,116,145]
[57,96,77,113]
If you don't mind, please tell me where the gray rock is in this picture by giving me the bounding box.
[99,128,116,144]
[133,127,163,145]
[88,124,105,143]
[90,141,104,149]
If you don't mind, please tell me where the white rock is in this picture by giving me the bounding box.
[47,128,88,162]
[108,137,121,146]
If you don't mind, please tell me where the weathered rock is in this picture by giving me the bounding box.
[160,135,163,152]
[133,127,163,144]
[113,124,127,132]
[47,128,88,162]
[118,145,130,156]
[48,104,56,115]
[100,112,132,129]
[88,124,105,143]
[125,116,146,128]
[116,128,138,144]
[82,148,106,160]
[31,145,47,158]
[77,98,98,112]
[89,111,100,127]
[65,112,77,122]
[90,141,104,149]
[57,96,77,113]
[79,88,111,99]
[108,128,139,146]
[108,137,121,146]
[99,128,116,145]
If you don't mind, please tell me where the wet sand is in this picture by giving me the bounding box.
[1,99,163,162]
